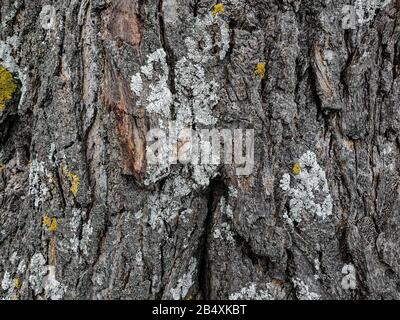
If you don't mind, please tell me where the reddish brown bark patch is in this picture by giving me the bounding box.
[106,0,143,49]
[103,58,147,179]
[101,0,146,179]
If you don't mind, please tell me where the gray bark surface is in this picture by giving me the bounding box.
[1,0,400,300]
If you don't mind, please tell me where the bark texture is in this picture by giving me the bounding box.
[1,0,400,300]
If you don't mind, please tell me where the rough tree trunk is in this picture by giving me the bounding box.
[1,0,400,300]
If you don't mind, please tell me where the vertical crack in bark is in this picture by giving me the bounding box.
[54,166,67,209]
[158,0,177,119]
[284,248,296,299]
[198,175,226,299]
[192,0,200,17]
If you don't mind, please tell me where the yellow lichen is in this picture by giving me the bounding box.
[63,167,80,197]
[15,277,20,289]
[49,218,58,232]
[212,3,224,16]
[43,215,58,232]
[0,163,6,171]
[292,163,302,175]
[255,62,267,79]
[0,66,18,112]
[43,215,51,227]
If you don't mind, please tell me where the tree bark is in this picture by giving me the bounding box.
[1,0,400,300]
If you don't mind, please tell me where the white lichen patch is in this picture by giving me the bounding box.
[68,208,81,253]
[170,258,197,300]
[70,208,82,231]
[39,5,56,30]
[132,13,230,187]
[143,175,195,231]
[17,260,26,274]
[0,40,17,72]
[179,208,192,225]
[58,208,81,254]
[130,74,142,96]
[135,250,144,269]
[42,266,66,300]
[28,159,50,208]
[130,49,172,119]
[185,14,230,63]
[228,185,238,198]
[263,174,276,196]
[219,20,230,60]
[280,151,333,224]
[93,273,105,287]
[279,173,291,191]
[191,162,219,188]
[314,258,321,280]
[341,264,357,290]
[26,253,66,300]
[175,58,220,128]
[1,271,11,291]
[10,252,18,265]
[147,193,182,231]
[355,0,392,25]
[80,219,94,256]
[28,252,47,294]
[292,278,320,300]
[134,210,143,220]
[172,22,226,183]
[229,282,286,300]
[213,222,235,245]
